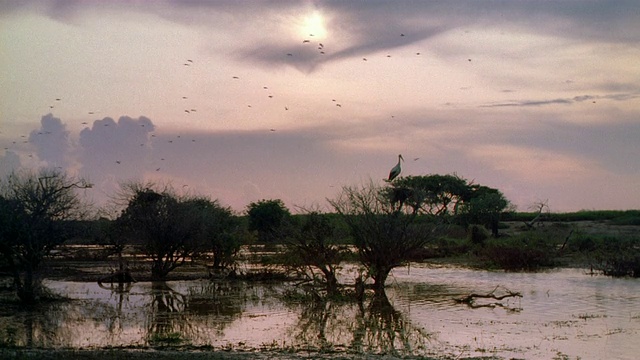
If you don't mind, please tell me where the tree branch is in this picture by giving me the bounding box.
[455,285,522,309]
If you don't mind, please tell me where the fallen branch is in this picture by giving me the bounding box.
[455,285,522,310]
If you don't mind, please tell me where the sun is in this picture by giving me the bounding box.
[300,11,327,39]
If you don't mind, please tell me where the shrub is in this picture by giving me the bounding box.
[587,236,640,277]
[479,234,557,271]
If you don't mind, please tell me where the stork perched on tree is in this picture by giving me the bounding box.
[387,154,404,181]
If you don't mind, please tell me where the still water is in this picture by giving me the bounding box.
[2,265,639,359]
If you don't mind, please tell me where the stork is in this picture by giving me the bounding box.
[387,154,404,181]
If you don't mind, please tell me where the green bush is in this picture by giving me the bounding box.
[589,237,640,277]
[595,252,640,277]
[479,234,557,271]
[420,237,470,258]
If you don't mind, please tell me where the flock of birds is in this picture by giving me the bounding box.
[2,30,438,183]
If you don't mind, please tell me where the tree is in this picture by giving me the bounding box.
[391,174,510,236]
[188,198,240,271]
[459,185,510,237]
[328,181,434,294]
[284,211,348,296]
[246,199,291,243]
[390,174,472,220]
[116,184,233,280]
[0,169,92,303]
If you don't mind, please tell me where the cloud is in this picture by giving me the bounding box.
[6,107,640,213]
[480,92,640,108]
[6,1,639,43]
[28,113,71,169]
[78,116,155,190]
[0,151,21,179]
[5,1,638,73]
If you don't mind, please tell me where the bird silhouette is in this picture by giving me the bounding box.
[387,154,404,181]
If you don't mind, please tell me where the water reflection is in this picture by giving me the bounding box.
[354,292,431,355]
[2,267,639,359]
[146,282,188,344]
[284,290,431,355]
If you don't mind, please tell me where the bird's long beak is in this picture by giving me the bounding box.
[399,154,404,161]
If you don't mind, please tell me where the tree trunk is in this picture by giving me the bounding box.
[16,267,38,304]
[151,260,169,281]
[371,266,391,295]
[323,270,339,296]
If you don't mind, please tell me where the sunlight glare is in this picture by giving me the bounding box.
[300,11,327,39]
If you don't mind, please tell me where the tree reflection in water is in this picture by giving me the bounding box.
[146,280,260,345]
[97,281,133,341]
[146,282,189,344]
[355,291,431,355]
[286,290,432,356]
[184,280,247,337]
[6,298,122,348]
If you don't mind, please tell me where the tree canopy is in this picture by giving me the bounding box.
[246,199,291,242]
[116,183,237,280]
[0,169,92,303]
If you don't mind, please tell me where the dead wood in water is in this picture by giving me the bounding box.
[455,285,522,310]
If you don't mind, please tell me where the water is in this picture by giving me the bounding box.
[2,265,639,359]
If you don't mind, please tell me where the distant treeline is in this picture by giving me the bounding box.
[501,210,640,224]
[64,210,640,245]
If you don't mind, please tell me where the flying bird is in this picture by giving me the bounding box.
[387,154,404,181]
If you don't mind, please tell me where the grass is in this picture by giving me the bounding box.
[149,332,186,345]
[502,209,640,223]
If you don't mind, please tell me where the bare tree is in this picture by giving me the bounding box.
[525,200,550,229]
[284,211,348,296]
[0,169,92,303]
[328,181,434,294]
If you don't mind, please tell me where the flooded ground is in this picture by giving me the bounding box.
[2,264,639,359]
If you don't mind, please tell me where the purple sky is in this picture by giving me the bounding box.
[1,1,639,213]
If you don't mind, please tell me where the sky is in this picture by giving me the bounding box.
[1,0,639,213]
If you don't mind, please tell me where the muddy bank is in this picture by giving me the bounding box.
[0,348,445,360]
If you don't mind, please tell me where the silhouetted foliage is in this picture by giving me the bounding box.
[188,198,240,271]
[391,174,510,236]
[0,169,92,303]
[246,199,291,243]
[116,183,235,280]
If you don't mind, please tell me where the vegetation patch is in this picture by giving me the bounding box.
[477,234,558,271]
